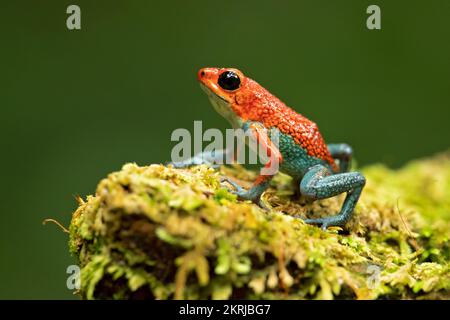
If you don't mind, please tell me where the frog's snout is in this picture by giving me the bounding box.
[198,67,218,82]
[198,69,206,80]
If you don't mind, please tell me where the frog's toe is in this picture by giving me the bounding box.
[168,155,221,169]
[220,177,245,193]
[257,198,271,211]
[297,216,345,231]
[167,161,188,168]
[303,218,329,231]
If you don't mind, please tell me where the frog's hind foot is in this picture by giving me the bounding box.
[295,164,366,230]
[297,216,346,231]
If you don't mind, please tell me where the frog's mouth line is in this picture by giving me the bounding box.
[199,83,241,128]
[199,83,228,103]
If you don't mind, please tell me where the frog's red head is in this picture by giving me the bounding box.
[198,67,266,127]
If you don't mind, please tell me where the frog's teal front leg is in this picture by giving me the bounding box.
[221,122,282,209]
[169,149,233,169]
[298,164,365,230]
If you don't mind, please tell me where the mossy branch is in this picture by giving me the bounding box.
[68,152,450,299]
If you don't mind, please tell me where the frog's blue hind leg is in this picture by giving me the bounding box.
[168,149,233,168]
[298,164,365,230]
[327,143,352,173]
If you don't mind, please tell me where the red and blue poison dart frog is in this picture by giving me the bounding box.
[171,68,366,230]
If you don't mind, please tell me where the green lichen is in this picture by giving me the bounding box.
[69,152,450,299]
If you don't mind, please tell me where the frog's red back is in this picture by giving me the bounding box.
[231,76,337,170]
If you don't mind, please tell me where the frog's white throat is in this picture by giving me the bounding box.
[199,83,242,129]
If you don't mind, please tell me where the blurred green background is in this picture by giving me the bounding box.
[1,0,449,299]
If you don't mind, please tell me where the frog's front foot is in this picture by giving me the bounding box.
[168,157,220,169]
[220,177,270,210]
[220,177,246,194]
[167,149,232,169]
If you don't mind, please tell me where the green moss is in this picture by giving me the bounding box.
[68,152,450,299]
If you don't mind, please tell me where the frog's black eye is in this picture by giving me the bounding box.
[218,71,241,91]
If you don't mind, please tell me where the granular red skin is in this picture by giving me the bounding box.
[198,68,336,170]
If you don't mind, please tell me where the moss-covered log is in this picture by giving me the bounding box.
[69,152,450,299]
